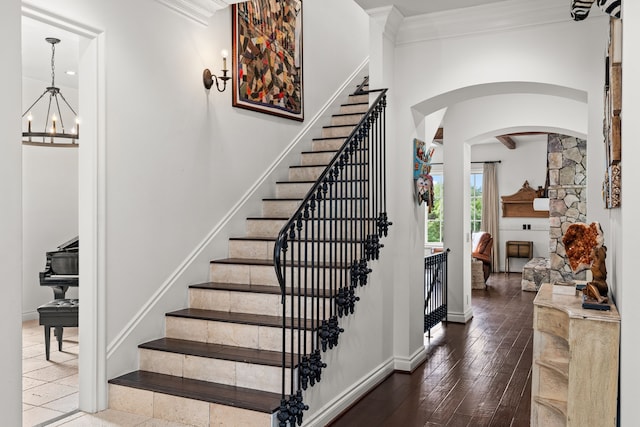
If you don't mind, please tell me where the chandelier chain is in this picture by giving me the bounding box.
[51,42,56,87]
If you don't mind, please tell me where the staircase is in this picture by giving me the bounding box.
[108,81,386,426]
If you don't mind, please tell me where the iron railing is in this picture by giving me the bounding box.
[424,249,449,337]
[273,85,390,426]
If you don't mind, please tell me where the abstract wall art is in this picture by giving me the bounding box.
[232,0,303,121]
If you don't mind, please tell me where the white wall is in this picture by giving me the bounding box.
[619,2,640,426]
[22,144,79,317]
[0,0,24,423]
[22,77,79,319]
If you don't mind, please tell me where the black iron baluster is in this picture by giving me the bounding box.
[274,87,388,426]
[319,179,330,353]
[295,213,304,397]
[378,97,392,238]
[299,203,311,390]
[277,234,290,427]
[346,144,359,315]
[310,189,326,385]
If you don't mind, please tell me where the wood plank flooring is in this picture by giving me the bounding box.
[329,273,536,427]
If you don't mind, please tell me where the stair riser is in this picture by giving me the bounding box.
[210,262,278,286]
[246,219,288,238]
[288,166,326,182]
[139,348,293,395]
[229,239,362,261]
[189,288,331,319]
[263,198,368,218]
[276,181,369,199]
[228,239,272,260]
[331,114,364,127]
[312,138,346,152]
[109,384,272,427]
[340,103,368,115]
[276,182,313,199]
[262,199,302,217]
[165,317,313,352]
[322,126,355,139]
[246,218,373,239]
[348,94,369,104]
[301,151,336,165]
[289,166,369,182]
[210,262,352,287]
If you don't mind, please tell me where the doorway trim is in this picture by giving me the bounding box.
[22,3,107,412]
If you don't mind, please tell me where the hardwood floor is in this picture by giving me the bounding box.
[329,273,536,427]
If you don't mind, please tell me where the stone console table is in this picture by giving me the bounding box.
[522,257,550,292]
[531,283,620,426]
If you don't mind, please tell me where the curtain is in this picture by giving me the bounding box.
[481,163,499,272]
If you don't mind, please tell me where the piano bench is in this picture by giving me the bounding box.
[37,299,79,361]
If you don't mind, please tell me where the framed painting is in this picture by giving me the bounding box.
[603,17,621,208]
[232,0,304,121]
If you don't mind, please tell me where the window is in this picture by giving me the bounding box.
[424,172,483,245]
[425,174,443,244]
[470,172,483,233]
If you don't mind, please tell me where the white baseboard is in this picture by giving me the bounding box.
[447,308,474,323]
[302,358,395,427]
[22,311,38,322]
[394,345,428,372]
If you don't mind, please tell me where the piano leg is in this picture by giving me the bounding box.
[52,285,69,300]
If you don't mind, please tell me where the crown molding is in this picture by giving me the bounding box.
[367,6,405,43]
[154,0,246,26]
[396,0,570,45]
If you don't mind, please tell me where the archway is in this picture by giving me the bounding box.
[410,83,588,323]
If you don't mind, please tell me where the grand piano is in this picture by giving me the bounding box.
[39,236,79,299]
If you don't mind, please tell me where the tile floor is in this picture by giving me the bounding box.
[23,320,193,427]
[22,319,79,427]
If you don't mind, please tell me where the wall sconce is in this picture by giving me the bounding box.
[203,50,231,92]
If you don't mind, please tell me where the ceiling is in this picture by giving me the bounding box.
[353,0,514,17]
[22,16,79,90]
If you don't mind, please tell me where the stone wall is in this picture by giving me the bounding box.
[548,134,587,283]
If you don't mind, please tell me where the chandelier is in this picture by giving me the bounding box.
[22,37,79,147]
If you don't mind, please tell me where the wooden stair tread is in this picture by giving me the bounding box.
[289,164,331,169]
[276,178,368,183]
[210,257,350,269]
[311,137,348,142]
[261,197,366,202]
[301,149,337,155]
[246,216,377,221]
[109,370,281,414]
[189,281,333,297]
[230,236,278,241]
[139,337,294,368]
[229,236,363,243]
[289,163,367,169]
[300,148,367,155]
[340,102,368,106]
[166,308,317,329]
[322,124,357,129]
[246,216,290,221]
[331,113,365,118]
